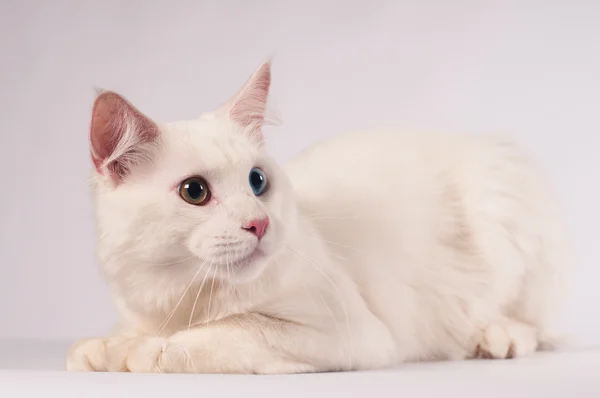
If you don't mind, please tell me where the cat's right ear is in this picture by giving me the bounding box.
[90,91,159,185]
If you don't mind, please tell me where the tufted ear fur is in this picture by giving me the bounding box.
[90,91,159,184]
[218,61,271,144]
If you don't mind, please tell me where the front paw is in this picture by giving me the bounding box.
[67,336,188,373]
[66,335,155,372]
[124,337,188,373]
[66,338,109,372]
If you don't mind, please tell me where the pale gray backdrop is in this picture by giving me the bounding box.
[0,0,598,346]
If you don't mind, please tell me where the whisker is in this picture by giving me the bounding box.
[155,258,208,336]
[225,241,239,310]
[301,215,362,221]
[205,263,218,326]
[142,256,196,267]
[307,236,366,253]
[218,265,224,317]
[304,280,352,368]
[323,249,349,261]
[188,261,214,330]
[284,244,354,370]
[107,252,196,268]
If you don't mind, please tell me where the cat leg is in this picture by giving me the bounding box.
[115,313,354,374]
[505,262,568,352]
[471,316,538,359]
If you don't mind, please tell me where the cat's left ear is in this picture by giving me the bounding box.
[218,61,271,144]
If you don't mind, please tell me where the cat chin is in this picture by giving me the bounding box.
[215,258,270,285]
[185,249,271,285]
[225,249,265,270]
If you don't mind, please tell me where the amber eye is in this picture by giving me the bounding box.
[178,176,210,206]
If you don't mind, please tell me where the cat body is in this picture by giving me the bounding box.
[67,62,568,373]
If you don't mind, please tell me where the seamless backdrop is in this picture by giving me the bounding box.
[0,0,599,346]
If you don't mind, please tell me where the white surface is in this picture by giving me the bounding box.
[1,0,599,370]
[1,341,599,398]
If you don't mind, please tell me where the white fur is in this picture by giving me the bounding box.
[67,65,570,374]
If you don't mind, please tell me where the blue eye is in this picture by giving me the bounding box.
[249,167,268,196]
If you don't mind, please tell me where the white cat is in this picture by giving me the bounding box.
[66,61,569,374]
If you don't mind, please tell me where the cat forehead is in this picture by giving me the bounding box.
[159,118,259,169]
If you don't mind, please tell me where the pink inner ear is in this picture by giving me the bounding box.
[90,93,122,171]
[229,62,271,128]
[89,91,158,181]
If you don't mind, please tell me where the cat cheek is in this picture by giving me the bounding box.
[184,229,209,258]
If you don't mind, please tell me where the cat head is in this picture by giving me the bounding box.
[89,62,297,290]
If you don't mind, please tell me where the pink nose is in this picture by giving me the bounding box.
[242,217,270,239]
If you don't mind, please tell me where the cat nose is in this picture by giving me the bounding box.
[242,217,270,239]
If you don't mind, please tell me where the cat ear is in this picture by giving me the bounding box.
[218,61,271,143]
[90,91,159,184]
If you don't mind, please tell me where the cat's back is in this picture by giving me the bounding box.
[284,130,554,245]
[283,128,562,294]
[283,130,526,274]
[283,130,522,212]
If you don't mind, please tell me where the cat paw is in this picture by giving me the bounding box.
[66,336,149,372]
[124,337,188,373]
[66,338,109,371]
[472,319,538,359]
